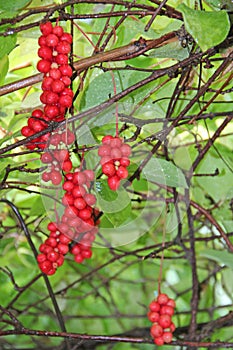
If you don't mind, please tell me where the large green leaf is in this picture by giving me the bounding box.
[199,249,233,269]
[95,179,132,227]
[142,158,188,188]
[0,0,31,13]
[0,33,17,59]
[179,4,230,51]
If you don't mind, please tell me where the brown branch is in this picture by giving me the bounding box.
[0,32,177,97]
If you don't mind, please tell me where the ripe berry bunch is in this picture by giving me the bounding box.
[98,135,131,191]
[37,221,71,275]
[37,168,100,275]
[37,21,73,121]
[21,21,74,150]
[41,148,73,185]
[148,293,176,346]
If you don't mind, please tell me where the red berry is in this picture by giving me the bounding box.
[159,314,171,329]
[37,59,51,73]
[47,250,60,262]
[121,143,131,157]
[55,54,69,65]
[50,170,62,185]
[116,165,128,179]
[64,206,79,218]
[110,137,122,148]
[56,41,71,54]
[149,301,160,312]
[42,172,51,182]
[46,33,59,47]
[120,158,130,167]
[62,193,74,206]
[81,249,92,259]
[52,25,64,37]
[44,105,60,119]
[79,208,92,220]
[45,237,57,248]
[62,160,72,172]
[60,32,73,44]
[41,152,53,164]
[47,222,57,231]
[98,144,111,157]
[38,46,53,60]
[49,68,62,80]
[59,64,73,77]
[59,95,73,108]
[167,299,176,308]
[74,254,84,263]
[160,305,174,316]
[38,35,47,46]
[147,311,160,323]
[108,175,121,191]
[37,253,47,263]
[63,180,74,192]
[163,331,173,343]
[111,147,122,159]
[157,293,169,305]
[40,22,53,36]
[150,324,163,338]
[21,126,33,137]
[102,162,116,177]
[39,260,53,273]
[154,337,164,346]
[170,322,176,333]
[102,135,114,143]
[42,76,53,90]
[57,243,69,254]
[73,197,86,210]
[51,79,65,93]
[32,109,43,118]
[72,185,86,198]
[84,193,96,206]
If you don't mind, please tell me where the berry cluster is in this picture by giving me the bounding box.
[21,22,74,150]
[37,168,99,275]
[148,293,176,346]
[98,135,131,191]
[37,222,70,275]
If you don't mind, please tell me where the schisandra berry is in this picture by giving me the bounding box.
[98,135,131,191]
[148,293,176,346]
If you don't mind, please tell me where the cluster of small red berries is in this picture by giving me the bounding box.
[37,168,99,275]
[37,221,71,275]
[21,22,74,150]
[148,293,176,346]
[98,135,131,191]
[37,21,73,120]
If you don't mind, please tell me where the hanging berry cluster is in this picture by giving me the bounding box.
[148,293,176,346]
[98,135,131,191]
[37,169,99,275]
[21,21,74,150]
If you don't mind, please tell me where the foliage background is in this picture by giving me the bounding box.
[0,0,233,349]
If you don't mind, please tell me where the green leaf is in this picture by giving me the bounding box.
[199,249,233,269]
[0,0,31,12]
[179,4,230,51]
[95,179,132,226]
[0,55,9,84]
[0,33,17,59]
[142,158,188,188]
[29,197,45,216]
[150,41,190,61]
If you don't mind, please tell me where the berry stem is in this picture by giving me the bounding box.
[109,68,119,137]
[158,205,168,294]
